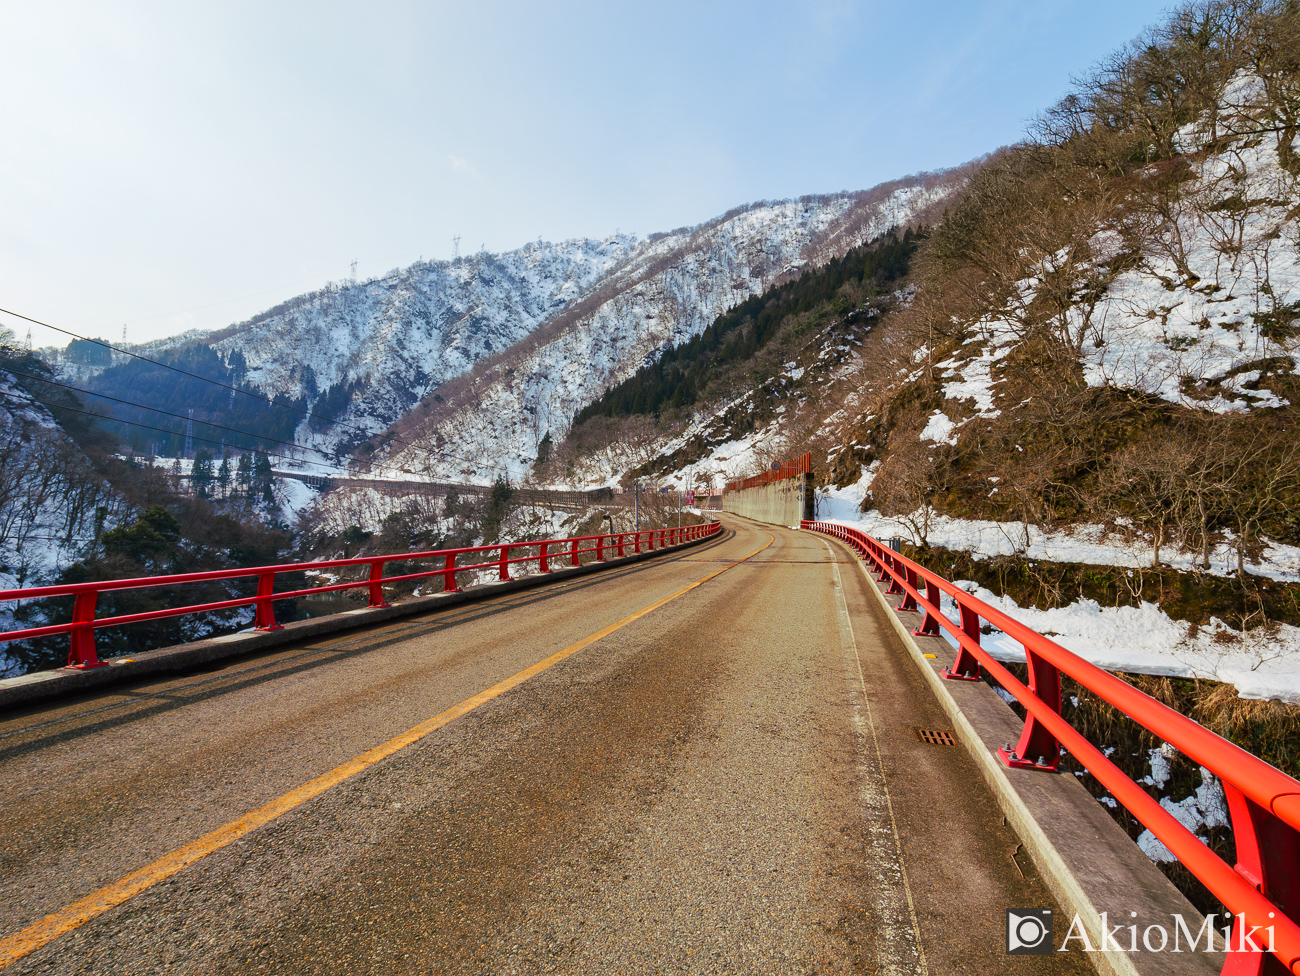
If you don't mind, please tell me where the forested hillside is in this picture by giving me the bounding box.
[86,345,304,457]
[573,228,923,424]
[542,0,1300,714]
[593,0,1300,582]
[842,0,1300,574]
[64,237,642,462]
[377,179,962,484]
[0,336,300,675]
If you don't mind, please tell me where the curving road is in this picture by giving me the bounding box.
[0,517,1090,974]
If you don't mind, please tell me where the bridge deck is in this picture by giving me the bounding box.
[0,519,1091,974]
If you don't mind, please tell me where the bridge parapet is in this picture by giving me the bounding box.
[0,522,722,676]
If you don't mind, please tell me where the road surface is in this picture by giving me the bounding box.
[0,517,1089,974]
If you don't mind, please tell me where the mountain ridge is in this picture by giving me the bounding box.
[374,174,969,483]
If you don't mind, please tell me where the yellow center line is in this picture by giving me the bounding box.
[0,528,773,970]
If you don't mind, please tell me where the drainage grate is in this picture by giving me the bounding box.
[914,727,956,746]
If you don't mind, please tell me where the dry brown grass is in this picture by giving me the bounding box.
[987,663,1300,916]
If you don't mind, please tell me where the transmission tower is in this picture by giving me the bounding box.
[452,235,461,259]
[24,327,31,351]
[184,409,194,458]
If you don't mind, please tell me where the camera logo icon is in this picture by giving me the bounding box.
[1007,908,1053,954]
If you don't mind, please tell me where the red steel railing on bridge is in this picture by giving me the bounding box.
[805,519,1300,976]
[0,522,722,673]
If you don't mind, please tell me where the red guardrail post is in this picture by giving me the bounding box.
[884,552,905,596]
[942,602,982,681]
[539,542,550,574]
[367,561,390,608]
[871,542,889,580]
[1222,783,1300,959]
[998,648,1062,771]
[912,576,943,637]
[900,566,920,612]
[255,571,282,630]
[804,518,1300,964]
[66,589,105,669]
[0,521,731,680]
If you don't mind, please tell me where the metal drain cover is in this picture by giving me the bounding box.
[914,727,956,746]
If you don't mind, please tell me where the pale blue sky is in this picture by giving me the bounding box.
[2,0,1172,344]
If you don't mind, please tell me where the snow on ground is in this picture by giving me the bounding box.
[221,236,642,458]
[819,466,1300,582]
[1134,763,1231,864]
[277,478,319,526]
[817,464,1300,701]
[927,581,1300,703]
[930,72,1300,425]
[661,423,783,491]
[919,411,959,445]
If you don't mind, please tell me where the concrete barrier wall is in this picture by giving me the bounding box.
[721,474,813,525]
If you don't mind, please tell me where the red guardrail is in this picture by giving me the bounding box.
[804,519,1300,975]
[0,522,722,672]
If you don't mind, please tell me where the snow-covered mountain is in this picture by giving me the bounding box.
[202,236,641,453]
[376,176,964,482]
[76,172,963,482]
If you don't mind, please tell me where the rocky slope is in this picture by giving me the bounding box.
[376,175,964,483]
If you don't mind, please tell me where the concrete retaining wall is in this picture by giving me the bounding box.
[721,474,813,525]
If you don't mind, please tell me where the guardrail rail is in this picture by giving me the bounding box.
[804,518,1300,976]
[0,522,722,672]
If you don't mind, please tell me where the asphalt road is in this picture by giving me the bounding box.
[0,517,1091,975]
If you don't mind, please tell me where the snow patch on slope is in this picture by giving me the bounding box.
[205,237,640,452]
[387,184,958,484]
[935,72,1300,421]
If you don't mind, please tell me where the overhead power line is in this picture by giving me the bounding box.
[1,387,464,484]
[1,389,332,470]
[2,365,349,466]
[0,306,411,451]
[0,305,484,470]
